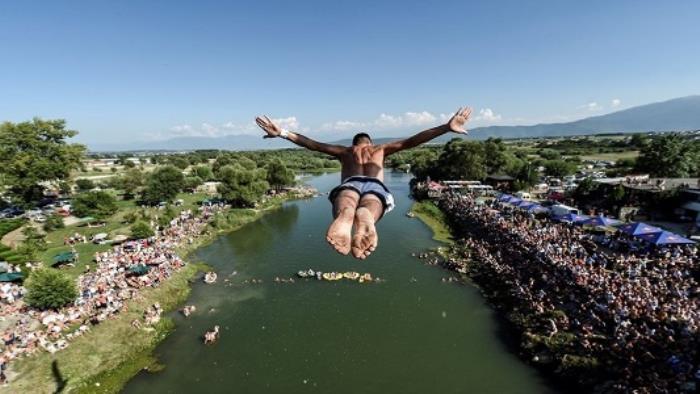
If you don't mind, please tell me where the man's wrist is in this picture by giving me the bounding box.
[439,124,453,133]
[279,129,291,139]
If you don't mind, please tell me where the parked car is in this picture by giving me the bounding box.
[33,215,47,223]
[1,207,24,218]
[549,204,580,216]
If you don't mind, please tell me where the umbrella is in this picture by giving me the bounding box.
[583,216,622,227]
[636,231,695,245]
[507,198,523,205]
[555,213,590,223]
[617,222,663,236]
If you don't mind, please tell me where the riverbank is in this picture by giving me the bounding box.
[1,190,314,394]
[411,201,453,244]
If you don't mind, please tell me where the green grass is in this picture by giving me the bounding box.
[579,150,639,161]
[411,201,453,244]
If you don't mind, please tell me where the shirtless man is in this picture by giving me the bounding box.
[255,107,472,259]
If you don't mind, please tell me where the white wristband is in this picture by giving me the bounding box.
[279,129,290,139]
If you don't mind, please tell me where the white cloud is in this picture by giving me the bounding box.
[272,116,300,131]
[611,98,621,108]
[579,102,602,111]
[158,116,301,140]
[475,108,502,122]
[402,111,437,126]
[374,113,403,128]
[320,120,368,131]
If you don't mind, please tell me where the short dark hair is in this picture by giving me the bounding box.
[352,132,372,145]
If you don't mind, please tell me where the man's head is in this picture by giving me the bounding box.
[352,132,372,146]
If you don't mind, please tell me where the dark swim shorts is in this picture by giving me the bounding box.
[328,176,395,217]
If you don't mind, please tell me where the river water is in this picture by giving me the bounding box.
[123,172,553,394]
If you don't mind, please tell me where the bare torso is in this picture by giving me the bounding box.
[338,145,386,181]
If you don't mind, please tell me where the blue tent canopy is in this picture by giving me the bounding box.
[636,231,695,245]
[583,216,622,227]
[555,213,590,223]
[517,201,535,208]
[526,204,545,212]
[497,194,512,202]
[617,222,663,236]
[507,198,522,205]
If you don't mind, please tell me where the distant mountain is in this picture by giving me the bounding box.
[90,95,700,151]
[460,95,700,140]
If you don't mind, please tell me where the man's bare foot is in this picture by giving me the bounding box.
[351,207,378,259]
[326,207,354,255]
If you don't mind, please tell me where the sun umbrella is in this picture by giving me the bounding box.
[617,222,663,236]
[555,213,590,223]
[636,231,695,245]
[583,216,622,227]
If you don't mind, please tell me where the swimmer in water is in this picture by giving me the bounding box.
[256,107,472,259]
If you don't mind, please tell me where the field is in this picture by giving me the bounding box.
[579,150,640,161]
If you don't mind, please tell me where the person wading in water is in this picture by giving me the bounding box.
[255,107,472,259]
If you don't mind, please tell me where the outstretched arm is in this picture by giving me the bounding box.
[382,107,472,156]
[255,115,346,157]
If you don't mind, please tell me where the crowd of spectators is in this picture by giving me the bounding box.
[0,204,224,384]
[437,192,699,393]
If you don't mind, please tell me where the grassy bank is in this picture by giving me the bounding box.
[2,262,203,394]
[3,192,311,394]
[411,200,453,244]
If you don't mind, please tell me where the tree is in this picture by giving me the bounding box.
[634,133,699,177]
[16,226,48,261]
[483,138,509,174]
[25,268,78,310]
[539,149,561,161]
[193,165,214,181]
[0,119,86,205]
[141,165,185,205]
[168,156,190,170]
[629,133,649,148]
[183,176,204,192]
[266,159,295,190]
[43,214,65,232]
[75,178,95,191]
[72,191,118,219]
[58,181,72,196]
[217,164,269,207]
[433,139,487,180]
[130,221,154,239]
[119,168,145,199]
[543,160,576,177]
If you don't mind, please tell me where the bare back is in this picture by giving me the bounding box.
[338,144,386,181]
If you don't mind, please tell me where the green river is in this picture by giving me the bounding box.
[123,172,555,394]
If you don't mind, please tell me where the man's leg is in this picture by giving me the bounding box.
[351,194,383,259]
[326,189,360,255]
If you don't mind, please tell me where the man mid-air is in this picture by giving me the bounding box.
[255,107,472,259]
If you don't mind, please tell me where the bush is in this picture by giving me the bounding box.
[43,214,65,232]
[130,221,154,239]
[72,191,118,219]
[25,269,78,310]
[76,178,95,191]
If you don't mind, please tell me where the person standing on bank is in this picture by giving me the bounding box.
[255,107,472,259]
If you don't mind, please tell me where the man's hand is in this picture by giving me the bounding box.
[447,107,472,134]
[255,115,282,139]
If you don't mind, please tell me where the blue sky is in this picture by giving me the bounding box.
[1,0,699,147]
